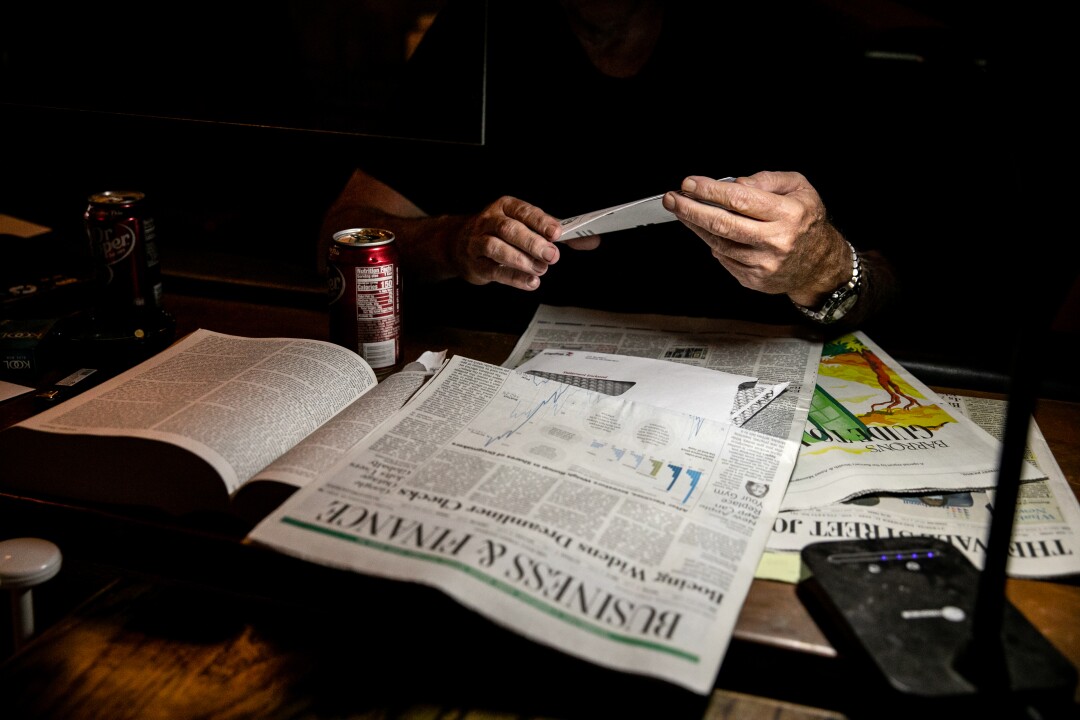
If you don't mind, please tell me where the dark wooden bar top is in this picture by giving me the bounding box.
[2,292,1078,719]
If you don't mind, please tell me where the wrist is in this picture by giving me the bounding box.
[791,241,863,325]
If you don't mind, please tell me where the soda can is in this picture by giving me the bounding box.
[328,228,402,372]
[84,190,163,312]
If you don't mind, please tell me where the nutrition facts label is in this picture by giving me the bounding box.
[353,265,396,317]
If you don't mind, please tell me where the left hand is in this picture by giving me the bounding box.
[661,171,852,308]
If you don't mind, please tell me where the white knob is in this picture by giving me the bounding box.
[0,537,63,649]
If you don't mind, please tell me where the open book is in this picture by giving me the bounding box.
[0,330,443,527]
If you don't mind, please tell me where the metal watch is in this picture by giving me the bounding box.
[793,241,862,325]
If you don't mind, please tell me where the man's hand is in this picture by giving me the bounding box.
[662,171,851,307]
[453,196,565,289]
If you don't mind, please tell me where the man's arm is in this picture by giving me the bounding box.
[319,168,566,291]
[663,171,899,329]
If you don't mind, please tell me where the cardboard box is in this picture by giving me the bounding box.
[0,317,60,379]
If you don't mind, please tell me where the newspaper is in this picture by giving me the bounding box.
[501,305,821,447]
[760,392,1080,581]
[782,331,1045,510]
[513,348,786,426]
[248,352,804,694]
[246,306,1080,692]
[504,310,1077,580]
[502,307,1032,510]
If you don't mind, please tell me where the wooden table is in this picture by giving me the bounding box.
[2,293,1078,719]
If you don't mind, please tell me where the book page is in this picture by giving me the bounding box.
[250,352,445,487]
[15,329,379,495]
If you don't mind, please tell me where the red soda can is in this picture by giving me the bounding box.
[328,228,402,372]
[84,190,163,312]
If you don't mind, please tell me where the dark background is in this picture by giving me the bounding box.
[1,0,1076,397]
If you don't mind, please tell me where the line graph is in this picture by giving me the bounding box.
[457,371,715,506]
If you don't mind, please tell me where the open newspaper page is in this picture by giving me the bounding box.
[248,353,803,694]
[502,305,821,448]
[760,392,1080,582]
[782,331,1045,510]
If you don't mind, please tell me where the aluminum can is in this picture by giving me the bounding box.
[328,228,402,371]
[84,190,163,312]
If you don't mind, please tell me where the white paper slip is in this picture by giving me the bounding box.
[557,195,671,240]
[557,178,735,241]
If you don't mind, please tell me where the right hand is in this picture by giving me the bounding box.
[452,196,567,290]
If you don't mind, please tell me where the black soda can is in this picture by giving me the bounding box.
[328,228,402,373]
[84,190,163,312]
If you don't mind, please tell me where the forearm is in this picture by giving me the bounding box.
[319,203,465,283]
[318,168,470,281]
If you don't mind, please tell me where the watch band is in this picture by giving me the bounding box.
[792,241,862,324]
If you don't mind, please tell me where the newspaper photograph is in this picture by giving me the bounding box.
[248,353,804,694]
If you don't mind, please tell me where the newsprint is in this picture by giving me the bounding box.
[248,305,1079,694]
[249,310,821,694]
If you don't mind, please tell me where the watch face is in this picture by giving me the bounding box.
[830,292,859,321]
